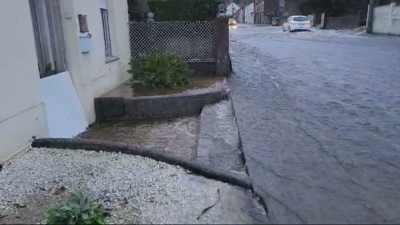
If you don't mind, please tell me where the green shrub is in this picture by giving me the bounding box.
[128,51,191,89]
[147,0,219,21]
[45,189,110,225]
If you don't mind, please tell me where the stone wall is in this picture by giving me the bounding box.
[94,90,229,121]
[325,15,360,29]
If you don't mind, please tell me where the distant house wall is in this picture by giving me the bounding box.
[233,7,244,23]
[254,0,266,24]
[227,3,240,17]
[245,3,254,23]
[234,7,245,23]
[372,3,400,35]
[264,0,305,17]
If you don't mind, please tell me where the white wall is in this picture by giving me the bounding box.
[227,3,240,16]
[59,0,130,124]
[0,0,49,163]
[245,3,254,24]
[373,3,400,35]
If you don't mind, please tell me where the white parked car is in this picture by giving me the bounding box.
[283,15,311,32]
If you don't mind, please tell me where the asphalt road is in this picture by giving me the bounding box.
[228,25,400,223]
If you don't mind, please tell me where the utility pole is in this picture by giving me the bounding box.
[366,0,375,33]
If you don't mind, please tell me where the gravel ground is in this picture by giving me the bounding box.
[0,147,265,224]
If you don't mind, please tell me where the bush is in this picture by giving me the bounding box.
[128,51,191,89]
[45,189,110,225]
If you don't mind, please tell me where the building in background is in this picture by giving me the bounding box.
[234,6,245,23]
[254,0,265,23]
[264,0,303,19]
[227,2,240,16]
[245,2,254,23]
[0,0,130,163]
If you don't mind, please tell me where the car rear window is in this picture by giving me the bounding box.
[293,17,309,21]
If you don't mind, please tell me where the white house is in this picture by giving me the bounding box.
[226,3,240,17]
[245,2,254,24]
[0,0,130,163]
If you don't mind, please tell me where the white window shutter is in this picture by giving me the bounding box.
[100,0,107,9]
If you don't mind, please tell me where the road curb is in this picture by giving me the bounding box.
[228,93,271,221]
[31,138,252,190]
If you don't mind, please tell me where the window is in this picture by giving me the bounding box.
[29,0,67,78]
[100,1,113,59]
[293,16,309,22]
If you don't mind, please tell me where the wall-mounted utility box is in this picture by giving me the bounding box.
[79,33,92,53]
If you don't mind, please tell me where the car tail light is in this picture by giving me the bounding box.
[307,21,311,24]
[291,21,295,25]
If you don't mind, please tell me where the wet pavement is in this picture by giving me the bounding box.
[78,118,198,160]
[229,25,400,223]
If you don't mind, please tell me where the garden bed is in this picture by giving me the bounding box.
[94,80,229,122]
[103,76,224,98]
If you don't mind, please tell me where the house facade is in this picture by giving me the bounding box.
[234,6,245,23]
[245,2,255,23]
[254,0,266,24]
[226,2,240,17]
[264,0,303,18]
[0,0,130,163]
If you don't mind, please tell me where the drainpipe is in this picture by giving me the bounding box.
[366,0,375,33]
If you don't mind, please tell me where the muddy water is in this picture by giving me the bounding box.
[77,117,199,160]
[102,77,222,98]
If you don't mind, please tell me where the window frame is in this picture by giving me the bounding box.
[100,0,118,62]
[29,0,68,78]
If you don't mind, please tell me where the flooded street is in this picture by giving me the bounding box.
[229,24,400,223]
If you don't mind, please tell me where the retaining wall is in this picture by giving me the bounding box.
[94,90,229,122]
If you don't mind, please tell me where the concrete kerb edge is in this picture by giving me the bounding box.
[31,138,252,190]
[228,93,271,221]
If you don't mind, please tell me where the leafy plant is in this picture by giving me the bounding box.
[45,189,110,225]
[128,50,191,89]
